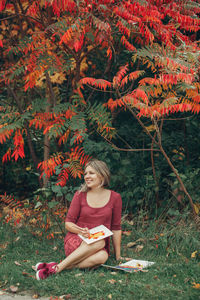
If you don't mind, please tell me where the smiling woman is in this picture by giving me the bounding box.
[35,159,122,280]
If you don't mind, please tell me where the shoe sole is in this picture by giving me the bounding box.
[36,270,42,280]
[35,262,44,271]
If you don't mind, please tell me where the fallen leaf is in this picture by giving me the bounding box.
[118,280,123,283]
[146,285,151,289]
[173,274,177,277]
[127,220,134,226]
[108,279,116,284]
[191,251,197,258]
[134,245,144,252]
[122,231,131,236]
[0,280,8,288]
[10,285,18,293]
[75,273,82,277]
[192,282,200,289]
[140,269,148,272]
[0,243,8,249]
[15,237,20,242]
[99,273,105,277]
[53,246,58,251]
[32,294,39,299]
[108,294,112,299]
[14,261,22,266]
[127,242,137,248]
[59,295,72,300]
[136,238,146,243]
[22,271,35,278]
[110,272,117,275]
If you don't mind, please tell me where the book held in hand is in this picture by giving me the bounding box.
[78,224,113,244]
[102,259,155,273]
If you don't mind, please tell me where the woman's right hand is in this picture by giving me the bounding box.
[80,227,90,238]
[65,222,90,237]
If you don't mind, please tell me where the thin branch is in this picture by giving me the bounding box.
[102,135,160,152]
[125,104,158,144]
[0,13,43,24]
[115,133,133,149]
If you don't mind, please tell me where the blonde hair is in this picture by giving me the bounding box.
[79,159,110,192]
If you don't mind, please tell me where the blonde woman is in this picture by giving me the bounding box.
[35,159,122,280]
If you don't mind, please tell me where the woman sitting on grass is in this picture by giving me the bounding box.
[35,159,122,280]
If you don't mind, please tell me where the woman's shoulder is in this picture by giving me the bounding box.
[73,190,86,200]
[110,190,122,200]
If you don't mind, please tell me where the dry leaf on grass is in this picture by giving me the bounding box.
[191,251,197,258]
[127,220,134,226]
[9,285,18,293]
[0,280,8,288]
[122,231,131,236]
[14,261,22,266]
[192,282,200,289]
[134,245,144,252]
[32,294,39,299]
[22,271,35,278]
[108,279,117,284]
[0,243,8,249]
[108,294,112,299]
[127,241,137,248]
[59,295,72,300]
[74,273,82,277]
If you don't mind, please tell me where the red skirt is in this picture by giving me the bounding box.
[64,232,109,257]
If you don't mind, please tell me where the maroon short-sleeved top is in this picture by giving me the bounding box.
[64,190,122,256]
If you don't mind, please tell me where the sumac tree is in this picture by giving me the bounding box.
[0,0,200,217]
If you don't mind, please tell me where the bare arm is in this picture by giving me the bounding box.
[65,221,90,238]
[112,230,122,260]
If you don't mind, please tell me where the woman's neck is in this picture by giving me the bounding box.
[88,187,105,193]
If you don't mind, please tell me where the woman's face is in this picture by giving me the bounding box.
[84,166,102,189]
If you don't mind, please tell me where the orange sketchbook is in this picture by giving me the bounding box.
[78,225,113,244]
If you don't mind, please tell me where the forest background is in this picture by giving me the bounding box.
[1,0,200,229]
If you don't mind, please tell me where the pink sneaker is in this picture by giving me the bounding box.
[35,262,57,271]
[36,265,57,280]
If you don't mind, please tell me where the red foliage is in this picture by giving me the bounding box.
[11,130,25,161]
[2,0,200,188]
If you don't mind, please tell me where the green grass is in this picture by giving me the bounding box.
[0,217,199,300]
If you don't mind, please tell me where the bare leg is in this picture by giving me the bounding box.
[76,250,108,269]
[56,239,106,273]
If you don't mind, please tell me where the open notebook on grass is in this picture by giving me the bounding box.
[102,259,155,273]
[78,224,113,244]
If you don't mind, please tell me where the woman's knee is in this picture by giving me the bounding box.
[92,239,106,251]
[99,250,108,264]
[89,250,108,266]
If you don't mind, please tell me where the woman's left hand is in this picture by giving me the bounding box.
[116,256,132,263]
